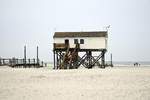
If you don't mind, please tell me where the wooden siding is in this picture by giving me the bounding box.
[54,37,107,49]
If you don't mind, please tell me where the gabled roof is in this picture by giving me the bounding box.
[53,31,107,38]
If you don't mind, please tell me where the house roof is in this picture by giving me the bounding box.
[53,31,108,38]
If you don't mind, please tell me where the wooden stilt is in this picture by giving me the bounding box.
[111,53,113,67]
[56,51,59,69]
[53,44,107,69]
[53,50,56,69]
[89,51,92,68]
[101,50,105,68]
[37,46,39,66]
[59,51,62,68]
[0,58,1,66]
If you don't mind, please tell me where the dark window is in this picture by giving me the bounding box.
[65,39,69,44]
[80,39,84,44]
[74,39,78,44]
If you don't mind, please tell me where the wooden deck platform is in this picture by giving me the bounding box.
[0,58,44,68]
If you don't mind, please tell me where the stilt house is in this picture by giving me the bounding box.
[53,31,108,69]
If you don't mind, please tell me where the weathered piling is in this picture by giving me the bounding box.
[111,53,113,67]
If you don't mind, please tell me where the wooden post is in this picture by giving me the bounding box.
[88,51,92,68]
[101,50,105,68]
[0,58,1,66]
[111,53,113,67]
[59,52,62,68]
[53,50,56,69]
[33,59,35,68]
[37,46,39,65]
[56,51,59,69]
[24,46,26,66]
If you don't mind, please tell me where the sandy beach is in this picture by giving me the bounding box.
[0,66,150,100]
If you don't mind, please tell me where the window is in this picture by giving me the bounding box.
[74,39,78,44]
[65,39,69,44]
[80,39,84,44]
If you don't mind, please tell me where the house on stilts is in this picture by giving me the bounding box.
[53,31,108,69]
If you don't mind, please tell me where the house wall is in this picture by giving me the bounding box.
[54,37,107,49]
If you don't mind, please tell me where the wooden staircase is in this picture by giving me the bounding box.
[68,43,80,69]
[60,44,70,69]
[60,43,80,69]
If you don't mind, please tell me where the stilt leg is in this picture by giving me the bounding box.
[56,51,59,69]
[53,50,56,69]
[101,50,105,68]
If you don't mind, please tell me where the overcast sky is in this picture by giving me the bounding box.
[0,0,150,62]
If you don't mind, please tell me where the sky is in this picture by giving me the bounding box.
[0,0,150,62]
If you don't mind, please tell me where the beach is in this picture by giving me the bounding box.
[0,66,150,100]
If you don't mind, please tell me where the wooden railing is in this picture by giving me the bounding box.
[0,58,45,68]
[53,43,66,49]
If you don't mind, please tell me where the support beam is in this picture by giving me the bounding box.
[101,50,105,68]
[56,51,59,69]
[88,51,92,68]
[59,51,62,68]
[76,53,87,68]
[53,50,56,69]
[53,47,107,69]
[91,52,102,66]
[91,56,100,66]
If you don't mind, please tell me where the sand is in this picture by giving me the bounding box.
[0,66,150,100]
